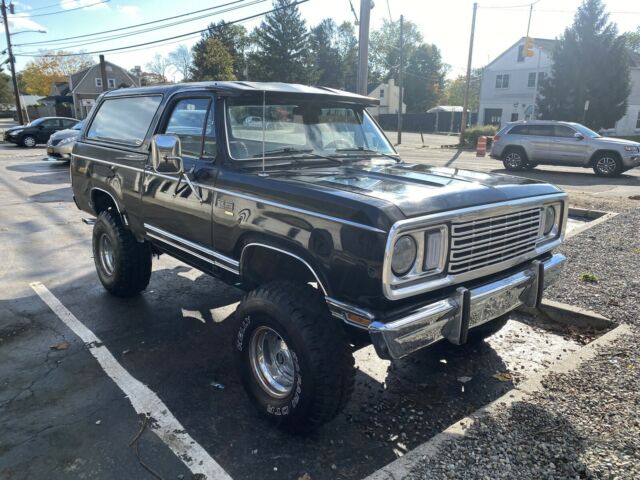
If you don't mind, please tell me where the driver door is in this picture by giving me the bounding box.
[38,118,62,143]
[142,93,219,269]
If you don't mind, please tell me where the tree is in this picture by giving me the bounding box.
[443,68,483,111]
[538,0,630,130]
[249,0,311,83]
[192,21,248,80]
[168,45,192,81]
[309,19,343,87]
[145,54,172,83]
[189,38,235,81]
[336,21,358,92]
[368,19,447,111]
[19,51,94,95]
[404,44,447,112]
[622,27,640,54]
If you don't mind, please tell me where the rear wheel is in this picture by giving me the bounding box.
[502,148,528,171]
[92,210,152,297]
[233,281,355,433]
[592,153,623,177]
[21,135,36,148]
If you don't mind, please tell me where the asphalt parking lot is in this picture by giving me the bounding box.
[0,144,613,479]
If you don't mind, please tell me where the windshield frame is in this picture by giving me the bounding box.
[223,96,397,163]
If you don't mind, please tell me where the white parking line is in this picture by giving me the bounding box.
[30,282,233,480]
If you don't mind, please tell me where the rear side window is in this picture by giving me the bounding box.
[87,96,162,146]
[509,125,528,135]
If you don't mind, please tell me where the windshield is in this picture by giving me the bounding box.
[225,97,395,160]
[572,123,601,138]
[27,118,45,127]
[72,121,83,130]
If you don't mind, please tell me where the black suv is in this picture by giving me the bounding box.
[4,116,79,147]
[71,82,567,433]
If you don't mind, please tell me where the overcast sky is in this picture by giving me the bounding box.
[3,0,640,81]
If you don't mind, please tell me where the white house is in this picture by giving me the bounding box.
[478,37,555,127]
[367,78,406,116]
[478,37,640,136]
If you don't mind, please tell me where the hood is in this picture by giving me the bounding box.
[5,125,27,132]
[50,128,79,140]
[269,161,562,218]
[598,136,640,147]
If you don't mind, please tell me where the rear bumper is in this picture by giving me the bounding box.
[329,254,565,360]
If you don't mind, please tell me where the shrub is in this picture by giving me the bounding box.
[461,125,498,147]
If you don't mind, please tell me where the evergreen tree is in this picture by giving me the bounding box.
[538,0,630,130]
[250,0,311,83]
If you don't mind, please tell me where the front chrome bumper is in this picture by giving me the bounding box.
[335,254,565,360]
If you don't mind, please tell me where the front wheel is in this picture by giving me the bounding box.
[233,281,355,433]
[592,153,623,177]
[92,210,152,297]
[21,135,36,148]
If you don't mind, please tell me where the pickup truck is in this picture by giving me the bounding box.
[71,82,567,433]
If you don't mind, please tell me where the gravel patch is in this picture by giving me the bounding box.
[407,328,640,479]
[548,207,640,327]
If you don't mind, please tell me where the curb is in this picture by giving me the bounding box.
[363,322,631,480]
[567,208,618,238]
[517,298,613,330]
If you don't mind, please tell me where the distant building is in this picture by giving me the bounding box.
[367,78,406,116]
[478,37,640,136]
[69,61,140,118]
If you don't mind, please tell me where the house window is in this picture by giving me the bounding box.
[517,45,525,62]
[636,111,640,129]
[95,78,103,87]
[495,74,510,89]
[538,72,546,84]
[380,88,384,98]
[528,72,536,87]
[108,78,116,89]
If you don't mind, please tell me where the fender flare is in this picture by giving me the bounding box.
[239,242,329,295]
[91,187,123,216]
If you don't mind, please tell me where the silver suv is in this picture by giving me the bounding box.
[490,120,640,176]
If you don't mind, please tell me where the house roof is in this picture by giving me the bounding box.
[485,37,557,70]
[70,61,138,92]
[103,81,380,105]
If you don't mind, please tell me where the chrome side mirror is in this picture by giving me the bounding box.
[151,134,183,174]
[574,132,584,140]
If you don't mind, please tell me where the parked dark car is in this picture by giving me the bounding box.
[71,82,567,433]
[4,116,79,147]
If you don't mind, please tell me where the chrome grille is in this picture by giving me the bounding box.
[449,208,541,275]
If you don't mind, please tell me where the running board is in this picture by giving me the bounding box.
[81,217,96,225]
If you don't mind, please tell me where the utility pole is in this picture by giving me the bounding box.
[99,54,108,92]
[397,15,404,145]
[1,0,24,125]
[459,2,477,145]
[356,0,372,96]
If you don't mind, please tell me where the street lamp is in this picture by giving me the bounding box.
[10,29,46,36]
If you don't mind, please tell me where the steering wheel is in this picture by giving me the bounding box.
[324,139,352,150]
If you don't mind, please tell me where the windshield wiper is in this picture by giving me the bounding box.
[335,147,401,163]
[252,147,343,165]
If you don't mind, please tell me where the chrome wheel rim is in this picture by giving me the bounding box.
[249,326,295,398]
[596,156,616,174]
[98,233,115,276]
[23,136,36,147]
[505,152,522,168]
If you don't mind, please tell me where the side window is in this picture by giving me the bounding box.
[163,98,210,159]
[43,119,61,128]
[528,125,554,136]
[62,119,76,128]
[509,125,528,135]
[95,78,103,88]
[554,125,576,138]
[87,95,162,146]
[203,103,216,159]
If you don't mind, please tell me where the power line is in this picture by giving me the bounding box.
[11,0,111,18]
[15,1,65,13]
[15,0,311,58]
[14,0,250,47]
[16,0,267,52]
